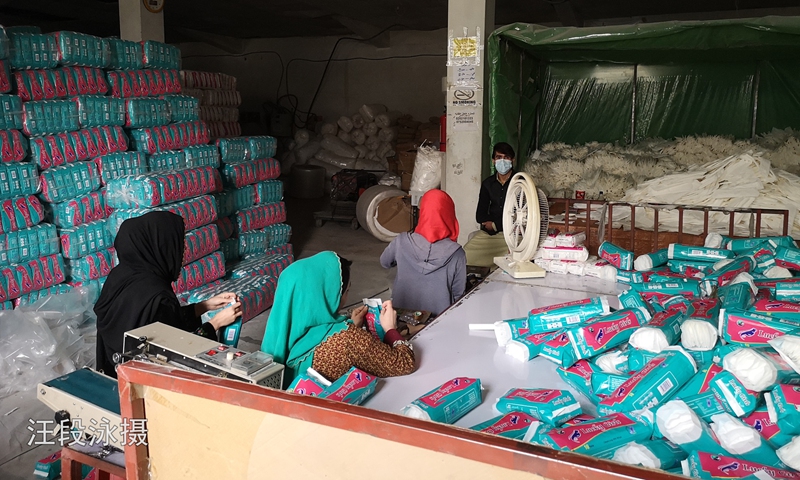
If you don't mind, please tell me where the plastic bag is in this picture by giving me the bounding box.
[366,135,381,151]
[294,129,310,148]
[410,145,444,193]
[321,134,358,159]
[363,122,379,137]
[352,113,365,129]
[351,129,366,145]
[379,127,397,143]
[315,150,356,170]
[355,159,385,171]
[359,104,387,122]
[377,142,395,159]
[320,123,338,136]
[337,116,353,133]
[295,140,321,163]
[375,111,401,129]
[379,172,402,188]
[337,130,353,146]
[354,145,369,159]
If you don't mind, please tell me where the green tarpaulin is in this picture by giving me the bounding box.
[488,17,800,167]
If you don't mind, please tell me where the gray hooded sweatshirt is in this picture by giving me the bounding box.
[380,232,467,316]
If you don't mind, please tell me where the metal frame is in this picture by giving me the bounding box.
[117,361,680,480]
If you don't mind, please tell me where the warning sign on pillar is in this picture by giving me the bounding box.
[449,87,481,107]
[452,111,479,132]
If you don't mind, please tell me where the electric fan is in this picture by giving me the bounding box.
[493,172,550,278]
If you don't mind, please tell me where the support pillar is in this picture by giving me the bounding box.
[444,0,495,245]
[119,0,165,42]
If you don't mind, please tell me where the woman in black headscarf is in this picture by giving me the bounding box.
[95,211,241,377]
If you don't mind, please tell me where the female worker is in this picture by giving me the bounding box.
[380,189,466,316]
[95,212,242,378]
[261,251,415,388]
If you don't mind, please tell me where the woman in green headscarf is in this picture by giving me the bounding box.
[261,251,415,388]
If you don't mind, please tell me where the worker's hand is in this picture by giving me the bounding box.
[379,300,397,332]
[200,292,239,314]
[209,302,243,330]
[482,221,495,232]
[350,305,368,328]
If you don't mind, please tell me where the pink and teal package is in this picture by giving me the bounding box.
[402,377,482,423]
[52,31,110,68]
[710,370,761,418]
[124,98,170,128]
[142,40,181,70]
[22,99,80,136]
[684,451,800,479]
[526,296,609,334]
[0,129,28,163]
[703,255,757,293]
[0,195,45,234]
[127,120,207,153]
[221,157,280,188]
[674,364,726,421]
[94,151,147,185]
[766,384,800,436]
[0,223,58,266]
[47,190,108,228]
[287,373,326,397]
[216,137,249,164]
[214,186,255,217]
[106,38,143,70]
[719,309,800,346]
[184,144,220,169]
[597,241,634,270]
[191,275,277,323]
[263,223,292,249]
[59,219,113,259]
[539,330,573,366]
[253,180,283,205]
[775,246,800,270]
[320,367,378,406]
[162,95,199,123]
[495,388,581,426]
[0,163,39,200]
[0,95,23,130]
[752,299,800,321]
[183,224,220,265]
[8,32,58,70]
[363,298,385,341]
[13,283,72,307]
[566,307,651,361]
[505,330,560,362]
[535,412,653,459]
[228,253,292,279]
[107,69,180,98]
[557,359,601,401]
[0,254,66,301]
[743,406,795,449]
[172,251,226,294]
[65,247,117,282]
[39,161,102,203]
[470,412,537,440]
[248,136,277,160]
[106,166,218,208]
[236,202,286,233]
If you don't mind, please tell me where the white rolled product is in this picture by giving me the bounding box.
[584,259,618,281]
[356,185,407,243]
[295,140,321,164]
[367,150,377,160]
[365,135,381,151]
[704,233,726,249]
[337,130,353,146]
[595,350,629,375]
[354,145,368,159]
[539,246,590,262]
[321,134,358,159]
[337,115,354,133]
[294,128,311,147]
[375,111,401,129]
[722,349,778,392]
[377,142,395,159]
[709,413,784,467]
[765,266,793,279]
[777,436,800,470]
[731,272,757,295]
[364,122,379,137]
[359,103,387,122]
[314,150,356,170]
[351,113,365,128]
[713,258,735,271]
[768,334,800,373]
[379,127,398,143]
[612,440,686,470]
[355,159,385,171]
[681,320,718,351]
[321,122,338,136]
[351,129,366,145]
[554,232,586,247]
[411,146,444,193]
[656,400,727,456]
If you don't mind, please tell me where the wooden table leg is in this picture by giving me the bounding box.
[60,453,84,480]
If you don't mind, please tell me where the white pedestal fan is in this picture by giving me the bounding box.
[493,172,549,278]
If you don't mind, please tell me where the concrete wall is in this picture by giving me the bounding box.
[178,29,447,130]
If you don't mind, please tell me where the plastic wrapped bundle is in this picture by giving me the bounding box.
[74,95,125,128]
[236,202,286,233]
[94,151,147,184]
[177,279,222,305]
[215,216,236,240]
[15,67,108,102]
[188,275,277,323]
[0,223,58,266]
[12,283,72,308]
[200,90,241,107]
[162,94,199,122]
[248,136,277,160]
[199,106,238,123]
[46,190,108,228]
[207,121,241,138]
[52,31,110,68]
[147,150,185,172]
[263,223,292,248]
[237,231,268,257]
[229,253,292,279]
[267,243,293,259]
[214,187,255,218]
[0,163,39,200]
[22,99,80,136]
[0,195,45,234]
[253,180,283,205]
[108,194,217,233]
[184,144,220,168]
[0,61,10,94]
[0,95,22,130]
[216,137,249,164]
[172,251,225,293]
[106,39,143,70]
[221,157,280,188]
[0,129,28,162]
[128,121,209,154]
[59,219,114,259]
[183,224,220,265]
[220,238,239,262]
[65,247,116,282]
[35,126,130,166]
[0,254,67,302]
[142,40,181,70]
[105,166,218,208]
[8,33,58,70]
[124,98,171,128]
[39,161,102,203]
[180,70,237,90]
[106,69,181,98]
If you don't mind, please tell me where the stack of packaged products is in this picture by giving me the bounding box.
[180,70,241,138]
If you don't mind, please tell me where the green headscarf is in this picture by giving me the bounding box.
[261,251,349,387]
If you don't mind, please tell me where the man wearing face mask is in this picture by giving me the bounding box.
[463,142,515,267]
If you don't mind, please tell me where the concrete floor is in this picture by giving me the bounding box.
[0,190,395,478]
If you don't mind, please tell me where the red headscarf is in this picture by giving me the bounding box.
[415,189,459,243]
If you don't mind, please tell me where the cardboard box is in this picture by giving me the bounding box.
[376,196,412,233]
[401,172,413,191]
[397,150,416,173]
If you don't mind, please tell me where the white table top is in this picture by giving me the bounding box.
[365,270,627,427]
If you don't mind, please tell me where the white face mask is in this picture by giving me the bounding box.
[495,159,512,174]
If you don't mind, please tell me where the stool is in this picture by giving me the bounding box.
[61,446,126,480]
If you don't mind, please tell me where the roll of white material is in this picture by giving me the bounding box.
[681,320,718,351]
[713,258,735,271]
[364,122,379,137]
[294,129,310,148]
[731,272,757,295]
[375,111,401,129]
[356,185,407,242]
[321,134,358,159]
[337,116,354,133]
[355,159,385,171]
[710,413,766,456]
[595,350,628,374]
[768,334,800,374]
[352,113,365,128]
[314,150,356,170]
[777,435,800,470]
[337,130,353,146]
[366,135,381,151]
[351,129,366,145]
[321,122,338,136]
[657,400,707,445]
[295,140,321,163]
[377,142,395,159]
[705,233,726,249]
[765,266,793,279]
[613,443,663,469]
[354,145,368,159]
[379,127,398,143]
[359,104,387,122]
[723,349,778,391]
[629,328,671,354]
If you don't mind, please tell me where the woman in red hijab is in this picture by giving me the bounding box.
[380,189,466,316]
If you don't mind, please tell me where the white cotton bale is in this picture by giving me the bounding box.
[377,142,395,159]
[321,122,338,136]
[367,150,377,160]
[366,135,381,151]
[321,134,359,159]
[378,127,398,143]
[354,145,369,159]
[337,116,354,133]
[375,111,402,129]
[352,113,365,129]
[294,129,310,148]
[355,159,385,171]
[351,129,366,145]
[314,150,357,170]
[359,104,387,122]
[337,130,353,145]
[295,140,321,163]
[363,122,379,137]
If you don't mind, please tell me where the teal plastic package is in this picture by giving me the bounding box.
[598,241,634,270]
[536,412,653,459]
[668,244,735,262]
[776,282,800,303]
[718,308,800,346]
[505,331,560,362]
[494,388,581,426]
[612,439,687,470]
[685,347,716,370]
[526,296,610,334]
[598,347,697,415]
[538,331,574,366]
[402,377,482,424]
[718,283,756,311]
[363,298,385,342]
[766,384,800,436]
[592,348,630,374]
[627,347,660,371]
[656,400,729,456]
[557,360,600,402]
[729,236,797,252]
[566,307,652,361]
[703,256,757,293]
[618,288,650,311]
[775,246,800,270]
[591,372,631,397]
[743,406,796,449]
[634,248,669,271]
[738,242,778,273]
[710,370,761,418]
[631,280,702,299]
[722,348,800,392]
[470,412,536,439]
[616,269,644,284]
[493,317,528,346]
[752,299,800,321]
[320,367,378,406]
[219,318,242,347]
[684,451,798,479]
[668,259,716,276]
[674,364,727,422]
[628,308,686,353]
